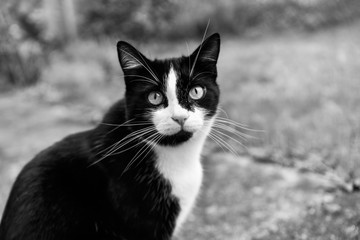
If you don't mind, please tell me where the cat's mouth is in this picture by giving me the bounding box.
[158,130,193,146]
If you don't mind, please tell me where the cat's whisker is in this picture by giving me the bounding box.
[100,122,152,127]
[99,120,152,128]
[98,125,153,155]
[211,128,248,151]
[212,124,249,142]
[101,118,141,135]
[93,126,156,164]
[213,122,263,142]
[208,131,242,158]
[208,132,236,156]
[215,117,265,133]
[206,133,227,153]
[122,132,161,174]
[90,138,150,168]
[189,19,211,77]
[133,133,163,170]
[107,130,157,158]
[196,127,228,154]
[101,127,156,158]
[216,107,230,119]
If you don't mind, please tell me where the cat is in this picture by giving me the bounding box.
[0,33,220,240]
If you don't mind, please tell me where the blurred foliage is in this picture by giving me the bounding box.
[79,0,178,40]
[0,0,47,91]
[1,0,360,89]
[79,0,360,40]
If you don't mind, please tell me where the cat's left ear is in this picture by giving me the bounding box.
[190,33,221,64]
[117,41,148,71]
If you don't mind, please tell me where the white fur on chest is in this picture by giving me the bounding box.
[155,132,208,234]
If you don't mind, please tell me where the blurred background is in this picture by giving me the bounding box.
[1,0,360,239]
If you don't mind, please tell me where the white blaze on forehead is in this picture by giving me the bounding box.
[166,67,188,118]
[166,67,178,105]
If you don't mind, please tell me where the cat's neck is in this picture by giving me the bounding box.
[154,119,213,234]
[155,117,213,168]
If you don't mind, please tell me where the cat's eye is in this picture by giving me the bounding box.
[148,91,163,105]
[189,86,206,100]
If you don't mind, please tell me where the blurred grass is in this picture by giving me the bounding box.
[218,23,360,177]
[1,21,360,239]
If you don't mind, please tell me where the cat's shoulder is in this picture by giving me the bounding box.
[20,129,94,177]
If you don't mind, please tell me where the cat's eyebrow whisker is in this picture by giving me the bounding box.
[136,50,161,84]
[132,79,159,85]
[120,49,161,84]
[189,19,211,77]
[185,41,191,81]
[120,74,159,86]
[191,71,215,82]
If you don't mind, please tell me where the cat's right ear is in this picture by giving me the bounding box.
[117,41,147,71]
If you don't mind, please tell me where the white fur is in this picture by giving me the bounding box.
[155,122,212,234]
[151,66,214,234]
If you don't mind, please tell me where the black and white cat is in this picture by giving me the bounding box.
[0,33,220,240]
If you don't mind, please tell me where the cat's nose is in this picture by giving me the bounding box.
[171,116,188,126]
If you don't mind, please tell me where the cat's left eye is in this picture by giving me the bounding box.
[189,86,206,100]
[148,91,164,106]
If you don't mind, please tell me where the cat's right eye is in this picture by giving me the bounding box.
[148,91,164,106]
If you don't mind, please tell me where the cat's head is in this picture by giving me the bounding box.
[117,33,220,146]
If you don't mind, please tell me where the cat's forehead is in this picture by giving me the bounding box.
[154,57,190,78]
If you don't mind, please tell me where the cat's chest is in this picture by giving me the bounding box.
[154,141,203,233]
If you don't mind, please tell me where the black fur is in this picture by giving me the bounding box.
[0,33,220,240]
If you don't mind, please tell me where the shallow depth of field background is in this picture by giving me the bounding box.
[1,0,360,239]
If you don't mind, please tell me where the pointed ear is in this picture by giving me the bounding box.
[117,41,147,71]
[190,33,220,64]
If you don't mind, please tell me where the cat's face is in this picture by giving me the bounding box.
[117,33,220,146]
